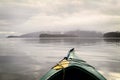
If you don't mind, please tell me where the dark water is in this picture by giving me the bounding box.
[0,38,120,80]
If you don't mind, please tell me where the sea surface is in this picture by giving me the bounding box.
[0,38,120,80]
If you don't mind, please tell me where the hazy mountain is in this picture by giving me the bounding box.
[20,32,41,38]
[7,32,41,38]
[40,31,103,38]
[7,30,103,38]
[65,30,103,37]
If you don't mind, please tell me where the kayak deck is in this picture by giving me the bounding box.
[40,48,106,80]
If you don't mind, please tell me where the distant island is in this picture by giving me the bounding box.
[39,30,103,38]
[7,30,103,38]
[7,32,41,38]
[104,32,120,38]
[39,34,77,37]
[7,35,19,38]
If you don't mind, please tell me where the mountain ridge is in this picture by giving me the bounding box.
[7,30,103,38]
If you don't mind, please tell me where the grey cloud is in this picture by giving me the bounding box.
[0,0,120,33]
[45,0,120,16]
[0,3,40,28]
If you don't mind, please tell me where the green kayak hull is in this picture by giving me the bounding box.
[40,48,106,80]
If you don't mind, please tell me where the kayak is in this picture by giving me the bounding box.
[40,48,106,80]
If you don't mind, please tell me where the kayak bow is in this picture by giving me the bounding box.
[40,48,106,80]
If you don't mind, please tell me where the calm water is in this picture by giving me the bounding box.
[0,38,120,80]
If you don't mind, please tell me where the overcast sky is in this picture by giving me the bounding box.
[0,0,120,35]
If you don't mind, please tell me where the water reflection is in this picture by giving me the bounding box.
[104,38,120,43]
[0,38,120,80]
[39,38,103,46]
[22,38,120,46]
[21,38,120,79]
